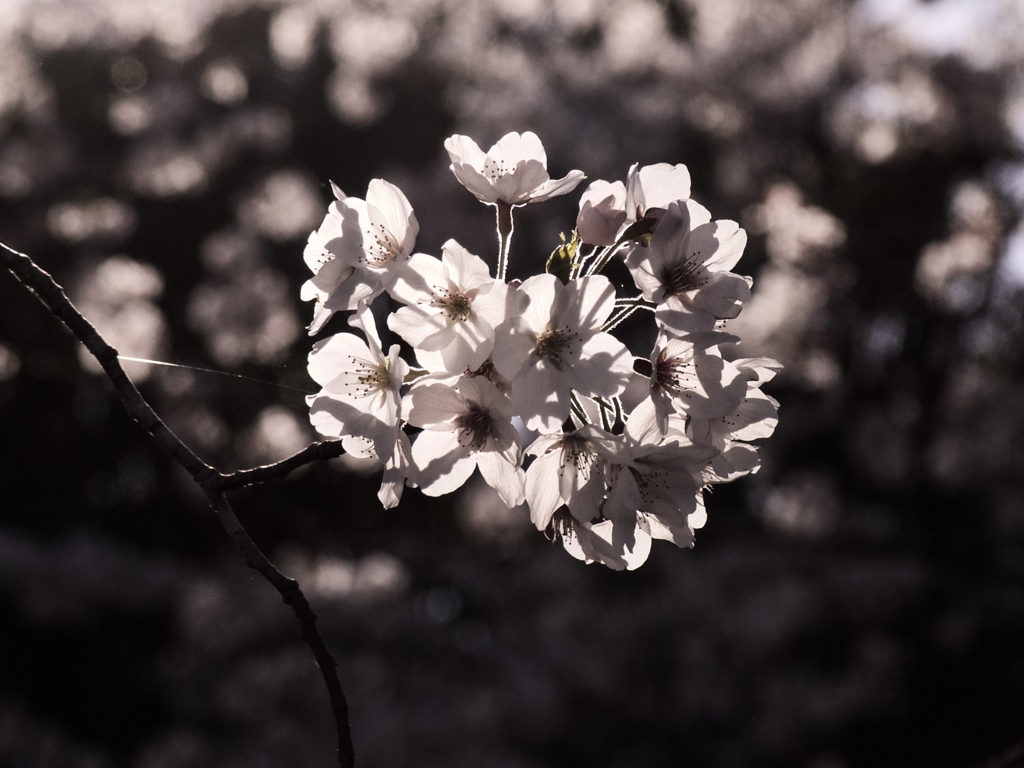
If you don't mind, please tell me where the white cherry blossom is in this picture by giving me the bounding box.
[445,131,585,206]
[524,425,625,530]
[576,162,692,246]
[625,200,752,334]
[642,330,748,433]
[688,360,781,483]
[556,511,653,571]
[387,240,508,373]
[576,179,627,247]
[694,389,779,482]
[299,133,782,569]
[404,376,525,507]
[492,273,633,433]
[603,399,717,549]
[305,302,411,506]
[302,179,418,333]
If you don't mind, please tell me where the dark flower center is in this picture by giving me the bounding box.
[653,349,697,394]
[434,287,473,321]
[535,326,578,364]
[455,403,494,450]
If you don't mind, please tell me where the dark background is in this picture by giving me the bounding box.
[2,1,1024,766]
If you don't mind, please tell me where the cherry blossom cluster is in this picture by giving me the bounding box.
[300,132,780,570]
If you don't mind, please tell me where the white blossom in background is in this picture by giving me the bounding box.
[302,130,781,569]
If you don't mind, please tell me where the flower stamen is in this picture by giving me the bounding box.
[455,404,494,450]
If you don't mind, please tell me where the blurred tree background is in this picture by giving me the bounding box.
[2,0,1024,766]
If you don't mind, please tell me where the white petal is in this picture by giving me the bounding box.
[689,220,746,273]
[444,134,487,168]
[570,518,651,571]
[404,382,464,428]
[495,160,549,204]
[624,398,662,446]
[560,274,616,332]
[477,450,526,507]
[710,442,761,481]
[577,179,628,246]
[366,179,417,250]
[628,162,692,213]
[441,316,493,372]
[308,393,383,440]
[411,430,476,496]
[687,272,753,320]
[646,511,697,548]
[442,239,491,288]
[570,332,633,398]
[348,300,383,357]
[471,280,509,330]
[451,164,502,204]
[525,450,565,529]
[623,249,665,302]
[512,359,570,434]
[603,465,642,523]
[518,273,561,333]
[388,304,449,349]
[491,131,546,166]
[318,265,381,313]
[727,390,779,441]
[306,301,335,336]
[456,375,512,418]
[307,332,371,387]
[378,431,412,509]
[528,170,586,202]
[387,252,445,306]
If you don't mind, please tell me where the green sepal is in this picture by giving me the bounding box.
[546,230,580,284]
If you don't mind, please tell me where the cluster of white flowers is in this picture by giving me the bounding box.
[300,132,780,570]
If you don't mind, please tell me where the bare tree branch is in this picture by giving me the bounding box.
[1,238,356,768]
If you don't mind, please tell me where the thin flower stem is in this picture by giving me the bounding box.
[614,295,648,306]
[569,391,590,426]
[495,201,514,281]
[1,238,357,768]
[571,243,599,280]
[584,241,628,276]
[602,300,656,333]
[591,396,622,432]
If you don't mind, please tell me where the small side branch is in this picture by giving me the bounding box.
[207,440,347,492]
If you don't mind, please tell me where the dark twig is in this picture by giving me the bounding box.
[205,491,354,762]
[1,239,356,768]
[207,439,347,492]
[0,240,213,479]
